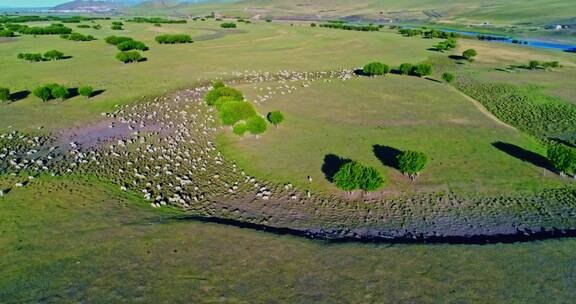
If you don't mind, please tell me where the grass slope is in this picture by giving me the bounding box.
[1,176,576,303]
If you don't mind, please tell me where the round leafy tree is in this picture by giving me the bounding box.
[396,150,428,178]
[0,87,10,102]
[33,86,52,102]
[205,87,244,106]
[219,101,257,126]
[363,62,390,76]
[44,50,65,61]
[233,122,247,136]
[399,63,413,75]
[548,144,576,176]
[49,84,69,100]
[267,111,285,127]
[412,64,433,77]
[78,86,94,98]
[333,161,385,192]
[462,49,478,62]
[246,116,268,135]
[441,72,455,83]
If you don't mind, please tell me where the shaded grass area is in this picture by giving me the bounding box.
[220,76,563,194]
[1,176,576,303]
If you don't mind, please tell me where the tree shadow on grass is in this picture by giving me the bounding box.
[321,154,351,182]
[425,77,442,83]
[373,145,402,169]
[9,90,30,101]
[68,88,79,98]
[449,55,466,61]
[492,141,555,172]
[90,89,105,98]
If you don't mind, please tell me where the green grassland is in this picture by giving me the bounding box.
[1,177,576,303]
[219,75,564,195]
[0,19,434,131]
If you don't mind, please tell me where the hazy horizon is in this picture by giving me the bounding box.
[0,0,68,8]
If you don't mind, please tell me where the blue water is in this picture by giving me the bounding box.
[405,27,576,51]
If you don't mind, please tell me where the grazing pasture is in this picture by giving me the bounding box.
[221,76,564,194]
[0,19,433,131]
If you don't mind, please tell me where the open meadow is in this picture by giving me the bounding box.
[1,6,576,302]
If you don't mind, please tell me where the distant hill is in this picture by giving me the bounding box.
[52,0,144,12]
[124,0,576,25]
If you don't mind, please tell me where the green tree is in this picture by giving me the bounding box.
[396,150,428,178]
[117,40,149,51]
[363,62,390,76]
[548,144,576,176]
[233,122,247,136]
[205,87,244,106]
[246,116,268,135]
[412,64,433,77]
[212,80,225,89]
[528,60,541,70]
[44,50,65,60]
[33,86,52,102]
[267,111,285,127]
[219,101,257,126]
[462,49,478,62]
[78,86,94,98]
[116,51,143,63]
[333,161,384,192]
[399,63,413,75]
[50,84,69,100]
[0,87,10,102]
[441,72,455,83]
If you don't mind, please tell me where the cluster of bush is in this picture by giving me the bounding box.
[205,82,283,136]
[155,34,193,44]
[220,22,237,29]
[12,23,72,35]
[32,84,95,102]
[333,161,384,192]
[331,149,428,192]
[105,36,149,61]
[0,28,14,37]
[116,51,145,63]
[527,60,560,70]
[128,17,186,24]
[60,33,96,41]
[363,62,433,77]
[111,21,124,31]
[398,28,460,39]
[462,49,478,62]
[17,50,68,62]
[434,38,457,52]
[77,24,90,29]
[319,22,380,32]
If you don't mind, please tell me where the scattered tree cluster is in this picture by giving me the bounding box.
[434,38,457,52]
[33,84,70,102]
[333,160,385,192]
[12,23,72,35]
[155,34,193,44]
[117,39,149,51]
[105,35,134,45]
[319,22,380,32]
[220,22,237,29]
[205,82,268,136]
[128,17,186,24]
[111,21,124,30]
[18,50,68,62]
[396,150,428,178]
[399,28,459,39]
[547,144,576,177]
[363,62,391,76]
[527,60,560,70]
[396,63,433,77]
[0,28,14,37]
[116,51,144,63]
[60,32,96,41]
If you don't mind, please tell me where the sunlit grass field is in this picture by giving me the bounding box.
[1,177,575,303]
[0,19,434,130]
